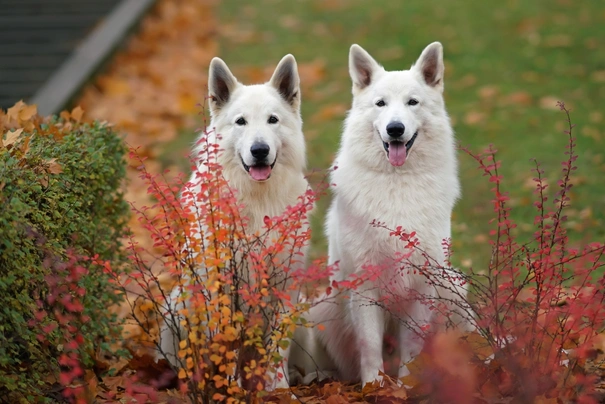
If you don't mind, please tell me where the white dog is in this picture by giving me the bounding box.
[291,42,472,386]
[158,54,310,390]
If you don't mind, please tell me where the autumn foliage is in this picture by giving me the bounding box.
[3,93,605,404]
[387,102,605,404]
[454,102,605,402]
[106,126,330,403]
[340,103,605,403]
[0,103,129,402]
[98,103,605,404]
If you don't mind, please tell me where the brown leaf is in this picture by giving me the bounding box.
[326,395,349,404]
[127,352,174,384]
[473,234,489,243]
[20,134,31,157]
[19,104,37,122]
[457,74,477,88]
[464,111,485,126]
[278,15,301,30]
[60,110,71,121]
[504,91,532,106]
[100,77,131,96]
[463,332,494,361]
[99,375,123,392]
[539,96,561,110]
[477,85,499,100]
[6,100,25,124]
[71,106,84,123]
[46,158,63,174]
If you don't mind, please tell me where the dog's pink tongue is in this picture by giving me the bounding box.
[249,165,272,181]
[388,142,407,166]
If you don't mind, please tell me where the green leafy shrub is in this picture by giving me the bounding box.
[0,103,129,402]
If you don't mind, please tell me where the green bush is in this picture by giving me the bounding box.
[0,107,129,402]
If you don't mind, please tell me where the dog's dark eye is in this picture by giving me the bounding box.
[375,100,386,107]
[235,117,247,126]
[268,115,279,124]
[408,99,419,106]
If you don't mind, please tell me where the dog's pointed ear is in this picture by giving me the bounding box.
[414,42,445,91]
[208,57,238,112]
[349,44,380,90]
[270,54,301,110]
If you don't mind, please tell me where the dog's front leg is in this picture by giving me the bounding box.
[266,342,291,390]
[397,300,432,378]
[351,289,386,386]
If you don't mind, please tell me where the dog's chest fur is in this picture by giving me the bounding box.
[330,142,458,278]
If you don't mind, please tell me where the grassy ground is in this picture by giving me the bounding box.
[167,0,605,270]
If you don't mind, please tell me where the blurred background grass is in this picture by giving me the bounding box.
[163,0,605,271]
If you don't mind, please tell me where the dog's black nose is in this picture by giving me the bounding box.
[250,142,270,159]
[386,122,405,138]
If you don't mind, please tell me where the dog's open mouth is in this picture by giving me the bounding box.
[241,156,277,182]
[383,132,418,167]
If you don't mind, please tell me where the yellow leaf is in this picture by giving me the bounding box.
[178,368,187,379]
[4,129,23,147]
[179,340,187,349]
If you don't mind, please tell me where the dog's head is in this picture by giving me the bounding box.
[207,55,304,182]
[348,42,446,167]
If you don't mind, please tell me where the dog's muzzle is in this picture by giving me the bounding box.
[382,132,418,167]
[240,154,277,182]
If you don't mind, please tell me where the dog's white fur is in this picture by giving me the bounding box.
[158,54,309,390]
[291,42,471,386]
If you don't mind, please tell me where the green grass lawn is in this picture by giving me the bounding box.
[169,0,605,271]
